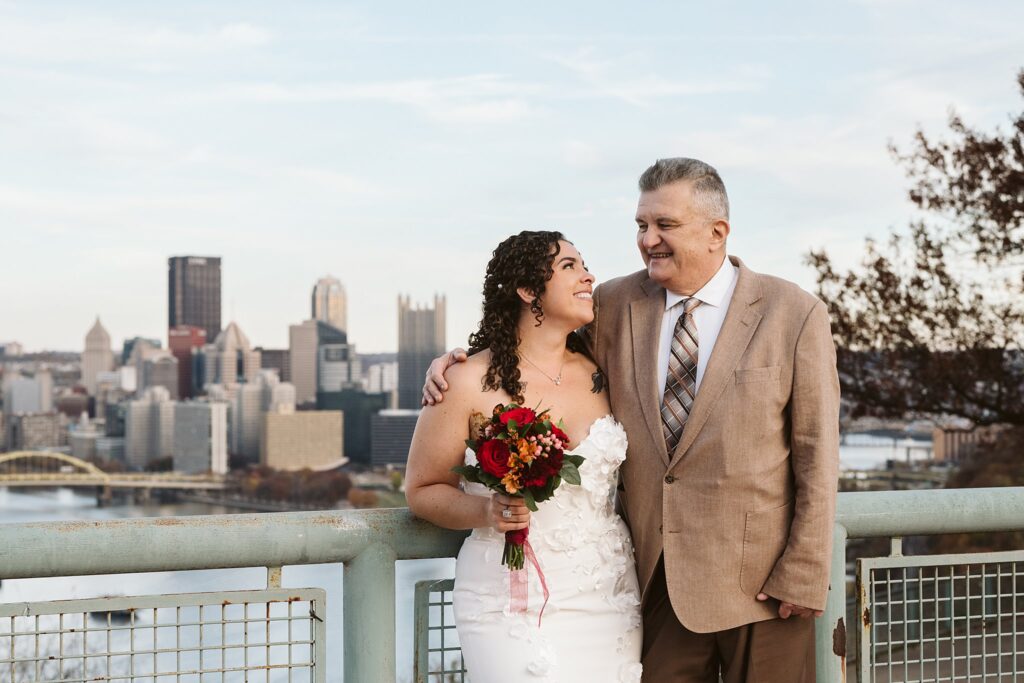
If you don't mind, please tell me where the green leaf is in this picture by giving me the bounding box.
[478,472,502,488]
[522,488,538,511]
[532,489,552,504]
[507,419,518,432]
[565,454,585,468]
[561,462,581,486]
[464,439,477,449]
[451,466,481,483]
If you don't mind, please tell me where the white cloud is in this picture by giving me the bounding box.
[544,47,766,106]
[211,75,541,123]
[0,14,274,63]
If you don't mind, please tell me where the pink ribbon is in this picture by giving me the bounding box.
[509,539,550,627]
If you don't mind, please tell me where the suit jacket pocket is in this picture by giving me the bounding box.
[734,365,782,384]
[739,500,794,596]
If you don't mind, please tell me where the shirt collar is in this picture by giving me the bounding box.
[664,255,738,311]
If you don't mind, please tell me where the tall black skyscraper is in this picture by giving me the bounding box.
[397,294,446,409]
[168,256,222,343]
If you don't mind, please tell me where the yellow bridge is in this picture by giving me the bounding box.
[0,451,227,494]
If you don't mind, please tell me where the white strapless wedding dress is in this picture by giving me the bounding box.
[453,416,643,683]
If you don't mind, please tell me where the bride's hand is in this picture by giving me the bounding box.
[487,493,530,532]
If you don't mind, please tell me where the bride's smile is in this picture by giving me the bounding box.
[526,240,596,331]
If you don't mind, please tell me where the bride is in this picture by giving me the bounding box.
[405,230,643,683]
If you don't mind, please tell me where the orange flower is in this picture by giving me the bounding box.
[501,471,521,494]
[517,438,536,464]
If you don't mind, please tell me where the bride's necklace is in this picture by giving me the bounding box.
[519,350,564,386]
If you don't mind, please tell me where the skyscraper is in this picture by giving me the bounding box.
[316,389,388,465]
[311,276,347,333]
[122,336,162,366]
[231,370,296,463]
[370,409,421,466]
[168,325,207,399]
[289,320,359,406]
[197,322,261,390]
[168,256,222,342]
[2,371,53,415]
[256,347,290,382]
[124,386,175,469]
[288,320,319,405]
[81,317,115,395]
[142,355,179,400]
[128,340,176,397]
[174,402,228,475]
[397,294,446,409]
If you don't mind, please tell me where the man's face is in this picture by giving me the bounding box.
[635,180,720,292]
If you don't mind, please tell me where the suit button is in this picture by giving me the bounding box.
[664,475,676,484]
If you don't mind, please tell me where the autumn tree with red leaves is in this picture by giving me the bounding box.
[807,70,1024,426]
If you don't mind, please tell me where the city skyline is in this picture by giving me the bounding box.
[2,2,1023,353]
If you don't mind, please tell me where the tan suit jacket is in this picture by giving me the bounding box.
[590,255,840,633]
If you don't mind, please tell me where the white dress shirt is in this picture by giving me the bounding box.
[656,256,739,397]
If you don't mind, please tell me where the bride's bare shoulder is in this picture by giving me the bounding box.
[443,349,492,399]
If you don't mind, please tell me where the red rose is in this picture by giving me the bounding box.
[500,407,536,427]
[506,527,530,545]
[477,439,511,478]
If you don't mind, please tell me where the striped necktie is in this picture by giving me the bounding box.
[661,297,701,456]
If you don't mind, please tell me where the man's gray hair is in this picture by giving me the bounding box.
[638,158,730,221]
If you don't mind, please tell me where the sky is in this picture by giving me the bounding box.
[2,1,1023,354]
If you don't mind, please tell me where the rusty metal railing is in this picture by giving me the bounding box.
[817,487,1024,682]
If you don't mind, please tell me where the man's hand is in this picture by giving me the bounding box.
[421,348,468,406]
[756,592,823,619]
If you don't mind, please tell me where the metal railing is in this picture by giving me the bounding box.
[413,579,465,682]
[857,549,1022,681]
[0,488,1021,682]
[817,487,1024,682]
[0,589,326,682]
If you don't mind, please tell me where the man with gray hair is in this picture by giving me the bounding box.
[424,158,840,682]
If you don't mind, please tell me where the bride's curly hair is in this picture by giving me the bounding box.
[467,230,587,403]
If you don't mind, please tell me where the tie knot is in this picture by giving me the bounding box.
[683,297,701,314]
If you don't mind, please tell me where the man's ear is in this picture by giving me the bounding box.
[516,286,536,305]
[709,219,730,249]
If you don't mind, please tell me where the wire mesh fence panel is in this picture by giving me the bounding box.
[858,550,1024,683]
[0,588,326,683]
[414,580,466,683]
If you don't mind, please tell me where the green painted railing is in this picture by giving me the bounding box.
[819,487,1024,682]
[0,488,1022,681]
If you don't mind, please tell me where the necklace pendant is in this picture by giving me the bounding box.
[554,377,561,386]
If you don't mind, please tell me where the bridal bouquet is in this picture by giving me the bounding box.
[453,403,584,570]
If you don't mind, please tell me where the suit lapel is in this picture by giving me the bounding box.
[630,279,670,468]
[668,257,764,469]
